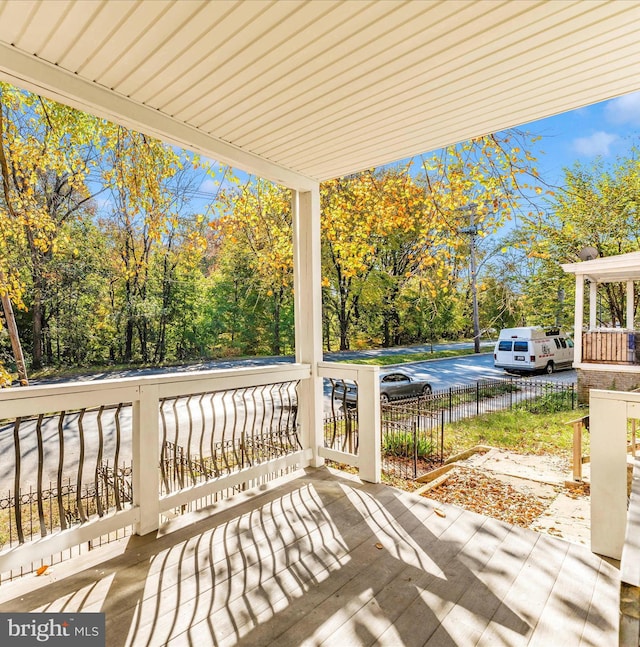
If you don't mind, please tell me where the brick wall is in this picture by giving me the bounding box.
[577,368,640,404]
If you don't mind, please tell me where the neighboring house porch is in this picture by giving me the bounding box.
[562,251,640,402]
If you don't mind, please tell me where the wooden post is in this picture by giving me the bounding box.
[573,420,583,481]
[590,391,628,560]
[357,365,381,484]
[133,384,160,535]
[292,187,324,467]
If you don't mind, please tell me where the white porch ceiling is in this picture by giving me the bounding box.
[0,0,639,189]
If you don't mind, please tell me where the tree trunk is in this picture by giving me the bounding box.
[0,284,28,385]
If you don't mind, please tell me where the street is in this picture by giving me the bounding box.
[2,347,576,492]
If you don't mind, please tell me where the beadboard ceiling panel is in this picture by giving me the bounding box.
[0,0,639,188]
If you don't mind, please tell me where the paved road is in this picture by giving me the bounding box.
[378,352,576,391]
[29,341,496,385]
[4,346,576,492]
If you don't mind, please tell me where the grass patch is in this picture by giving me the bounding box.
[346,347,491,366]
[444,408,589,458]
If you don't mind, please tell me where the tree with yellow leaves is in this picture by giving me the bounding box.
[0,83,107,379]
[213,179,294,355]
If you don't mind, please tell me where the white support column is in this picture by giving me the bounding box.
[590,390,629,559]
[357,365,381,483]
[133,384,160,535]
[574,274,584,364]
[292,187,324,467]
[589,280,597,330]
[627,280,635,329]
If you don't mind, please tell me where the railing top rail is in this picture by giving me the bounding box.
[318,361,379,380]
[0,363,311,413]
[591,389,640,403]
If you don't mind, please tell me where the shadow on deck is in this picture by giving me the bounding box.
[0,467,619,646]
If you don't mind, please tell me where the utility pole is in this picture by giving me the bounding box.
[459,207,481,354]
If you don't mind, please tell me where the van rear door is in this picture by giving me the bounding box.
[495,339,513,367]
[513,340,530,367]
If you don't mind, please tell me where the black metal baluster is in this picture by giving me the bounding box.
[198,394,207,481]
[185,395,196,486]
[76,410,87,523]
[230,389,241,470]
[248,387,257,465]
[35,414,47,537]
[159,399,170,494]
[172,399,183,489]
[13,417,23,544]
[240,389,250,469]
[220,391,231,475]
[57,411,67,530]
[113,404,122,510]
[95,406,104,517]
[209,393,220,477]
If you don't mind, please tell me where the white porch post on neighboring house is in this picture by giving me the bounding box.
[627,280,635,329]
[292,187,325,467]
[589,280,597,330]
[574,274,584,364]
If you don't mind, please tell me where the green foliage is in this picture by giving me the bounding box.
[514,388,576,414]
[383,431,434,459]
[0,79,554,373]
[518,153,640,327]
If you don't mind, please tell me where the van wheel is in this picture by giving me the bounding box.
[380,393,389,404]
[545,361,554,375]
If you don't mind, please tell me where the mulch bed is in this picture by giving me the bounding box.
[422,467,550,529]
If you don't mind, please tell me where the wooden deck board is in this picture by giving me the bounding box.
[0,467,620,647]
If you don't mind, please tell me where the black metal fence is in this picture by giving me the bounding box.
[325,378,578,480]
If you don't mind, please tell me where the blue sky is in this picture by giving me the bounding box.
[517,90,640,187]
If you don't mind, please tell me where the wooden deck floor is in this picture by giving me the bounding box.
[0,467,619,646]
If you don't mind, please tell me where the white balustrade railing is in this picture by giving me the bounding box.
[0,363,312,575]
[317,361,381,484]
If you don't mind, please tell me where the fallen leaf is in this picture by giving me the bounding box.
[375,542,383,550]
[435,508,446,518]
[36,565,49,576]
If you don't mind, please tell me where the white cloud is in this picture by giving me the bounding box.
[572,131,619,157]
[605,92,640,126]
[198,177,218,193]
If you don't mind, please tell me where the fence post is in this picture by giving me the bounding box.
[476,382,480,416]
[440,409,445,463]
[449,387,453,423]
[133,384,160,536]
[412,421,418,480]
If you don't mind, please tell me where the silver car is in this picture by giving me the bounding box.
[332,371,432,406]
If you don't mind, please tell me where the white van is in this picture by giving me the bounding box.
[493,326,574,374]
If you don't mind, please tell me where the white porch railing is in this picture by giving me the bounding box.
[0,364,312,576]
[317,361,380,483]
[0,361,384,578]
